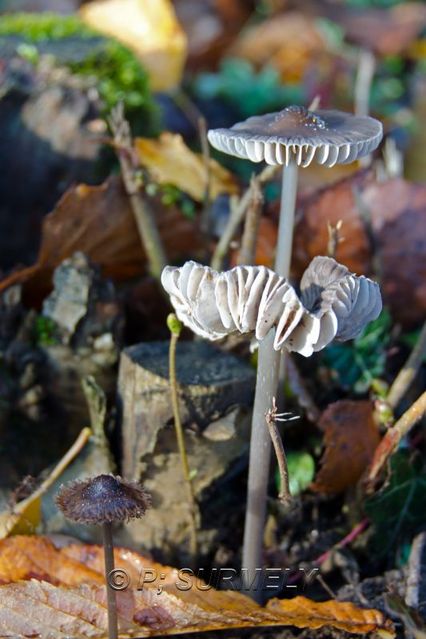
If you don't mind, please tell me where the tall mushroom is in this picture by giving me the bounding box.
[56,474,151,639]
[207,105,383,599]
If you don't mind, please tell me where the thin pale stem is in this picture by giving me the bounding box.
[242,162,298,602]
[387,321,426,410]
[103,523,118,639]
[169,332,198,558]
[354,48,376,118]
[238,175,263,266]
[275,162,298,277]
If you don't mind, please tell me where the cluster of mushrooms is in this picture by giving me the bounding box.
[164,104,384,599]
[55,104,384,635]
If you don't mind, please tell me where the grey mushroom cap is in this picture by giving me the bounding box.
[207,106,383,167]
[161,257,382,358]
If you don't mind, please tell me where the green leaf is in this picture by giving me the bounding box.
[277,451,315,497]
[365,450,426,557]
[322,309,392,393]
[193,58,304,119]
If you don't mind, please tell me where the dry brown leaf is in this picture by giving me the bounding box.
[80,0,187,91]
[0,177,202,304]
[293,173,426,326]
[135,133,239,202]
[312,400,381,495]
[0,535,394,637]
[230,12,327,83]
[340,2,426,57]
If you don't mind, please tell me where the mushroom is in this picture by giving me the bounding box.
[161,257,382,357]
[207,104,383,599]
[56,474,151,639]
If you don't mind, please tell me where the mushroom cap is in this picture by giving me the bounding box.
[56,474,151,525]
[161,257,382,358]
[208,106,383,167]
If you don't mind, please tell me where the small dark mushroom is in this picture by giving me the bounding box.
[56,474,151,639]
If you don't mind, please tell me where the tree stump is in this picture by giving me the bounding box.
[117,341,255,559]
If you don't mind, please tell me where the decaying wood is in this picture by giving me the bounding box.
[117,340,255,556]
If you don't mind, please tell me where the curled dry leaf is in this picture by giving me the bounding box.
[230,12,327,83]
[0,535,394,637]
[135,133,239,202]
[0,177,202,304]
[80,0,187,91]
[312,400,381,495]
[293,173,426,326]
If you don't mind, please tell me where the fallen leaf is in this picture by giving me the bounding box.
[293,173,426,327]
[312,400,381,495]
[293,170,373,278]
[135,133,239,201]
[0,177,202,304]
[80,0,187,91]
[339,2,426,57]
[230,12,327,83]
[0,536,394,637]
[362,178,426,327]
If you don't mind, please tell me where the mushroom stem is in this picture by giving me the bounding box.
[102,522,119,639]
[275,161,299,278]
[242,162,298,602]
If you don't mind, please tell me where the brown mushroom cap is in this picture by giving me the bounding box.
[56,474,151,524]
[208,106,383,167]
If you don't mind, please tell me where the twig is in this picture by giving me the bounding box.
[387,321,426,410]
[285,356,321,423]
[108,104,167,281]
[81,376,115,470]
[237,174,263,265]
[327,220,344,259]
[210,165,278,272]
[198,116,212,233]
[314,519,370,566]
[167,314,198,558]
[265,397,299,504]
[365,391,426,489]
[0,428,91,537]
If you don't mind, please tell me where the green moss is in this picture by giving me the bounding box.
[0,13,157,132]
[0,12,93,41]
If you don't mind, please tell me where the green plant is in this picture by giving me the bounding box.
[322,309,392,393]
[276,451,315,497]
[193,58,304,119]
[0,13,156,131]
[365,450,426,557]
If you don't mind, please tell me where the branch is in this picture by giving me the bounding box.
[108,104,167,280]
[387,321,426,410]
[210,165,277,272]
[237,174,263,265]
[365,391,426,490]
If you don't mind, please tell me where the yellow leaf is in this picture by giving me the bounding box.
[80,0,187,91]
[0,536,395,637]
[135,133,239,201]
